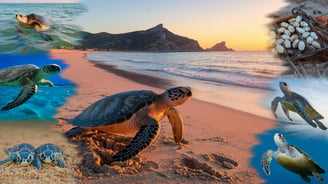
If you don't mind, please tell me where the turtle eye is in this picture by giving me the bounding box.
[282,82,287,86]
[28,155,33,163]
[16,156,22,162]
[40,153,45,160]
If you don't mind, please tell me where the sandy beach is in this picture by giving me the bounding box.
[51,49,276,184]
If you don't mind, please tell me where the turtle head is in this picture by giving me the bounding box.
[40,150,54,163]
[279,82,292,95]
[274,133,288,148]
[39,64,61,78]
[17,150,34,166]
[162,86,192,107]
[15,14,29,24]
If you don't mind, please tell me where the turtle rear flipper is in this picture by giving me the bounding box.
[261,150,273,175]
[1,82,37,111]
[314,120,327,130]
[312,171,324,183]
[111,117,160,162]
[300,174,311,183]
[293,101,317,128]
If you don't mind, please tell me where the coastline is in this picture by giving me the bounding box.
[51,49,275,183]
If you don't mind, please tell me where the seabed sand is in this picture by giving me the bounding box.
[51,49,275,184]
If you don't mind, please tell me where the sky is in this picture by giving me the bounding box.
[74,0,288,51]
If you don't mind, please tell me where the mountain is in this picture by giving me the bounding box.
[82,24,203,52]
[206,41,234,51]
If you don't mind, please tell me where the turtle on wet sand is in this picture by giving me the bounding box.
[0,64,61,111]
[271,82,327,130]
[34,143,67,169]
[0,143,36,167]
[261,133,325,183]
[65,86,192,162]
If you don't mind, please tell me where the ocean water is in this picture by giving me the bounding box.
[0,3,85,54]
[0,54,76,120]
[87,51,287,90]
[253,78,328,184]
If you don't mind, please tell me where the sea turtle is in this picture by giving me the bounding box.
[261,133,325,183]
[0,143,36,167]
[15,13,53,41]
[65,86,192,162]
[0,64,61,111]
[271,82,327,130]
[34,143,67,169]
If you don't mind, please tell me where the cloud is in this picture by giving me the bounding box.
[0,0,79,3]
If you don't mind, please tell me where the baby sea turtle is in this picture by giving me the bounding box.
[16,13,53,41]
[262,133,325,183]
[34,143,67,169]
[66,86,192,162]
[0,64,61,111]
[0,143,36,167]
[271,82,327,130]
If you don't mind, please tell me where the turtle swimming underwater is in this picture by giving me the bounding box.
[271,82,327,130]
[0,143,36,167]
[16,13,53,41]
[65,86,192,162]
[261,133,325,183]
[34,143,67,169]
[0,64,61,111]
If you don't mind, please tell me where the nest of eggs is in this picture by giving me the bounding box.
[270,8,328,63]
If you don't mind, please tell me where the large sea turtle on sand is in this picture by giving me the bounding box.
[262,133,325,183]
[271,82,327,130]
[0,64,61,111]
[0,143,36,167]
[34,143,67,169]
[65,86,192,162]
[16,13,53,41]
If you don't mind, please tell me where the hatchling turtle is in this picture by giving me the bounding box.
[66,86,192,162]
[0,64,61,111]
[271,82,327,130]
[0,143,36,167]
[34,143,67,169]
[262,133,325,183]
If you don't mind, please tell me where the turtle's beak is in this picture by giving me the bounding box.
[20,161,30,166]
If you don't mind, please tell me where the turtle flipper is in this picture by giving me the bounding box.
[166,107,184,143]
[0,154,16,165]
[300,174,311,183]
[64,127,87,138]
[56,158,66,168]
[312,171,324,183]
[38,79,54,87]
[1,82,37,111]
[261,150,273,175]
[314,120,327,130]
[112,117,160,162]
[32,155,42,169]
[282,104,293,121]
[271,97,281,119]
[293,101,317,128]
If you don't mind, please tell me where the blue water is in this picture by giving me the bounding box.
[253,78,328,183]
[0,54,76,120]
[0,3,85,54]
[87,51,287,89]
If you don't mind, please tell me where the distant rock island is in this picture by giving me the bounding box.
[206,41,234,51]
[82,24,234,52]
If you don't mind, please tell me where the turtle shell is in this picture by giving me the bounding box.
[36,143,63,154]
[69,90,157,127]
[7,143,35,154]
[290,145,325,173]
[0,64,38,83]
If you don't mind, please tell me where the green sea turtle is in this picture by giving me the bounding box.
[34,143,67,169]
[65,86,192,162]
[0,143,36,167]
[0,64,61,111]
[15,13,53,41]
[271,82,327,130]
[261,133,325,183]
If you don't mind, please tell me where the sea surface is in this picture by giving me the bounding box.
[0,3,85,54]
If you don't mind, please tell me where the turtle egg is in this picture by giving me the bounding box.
[275,44,285,54]
[312,41,321,49]
[290,22,299,28]
[302,32,310,38]
[296,27,305,34]
[284,30,291,36]
[288,18,296,23]
[276,39,284,45]
[287,26,295,33]
[306,36,314,44]
[277,27,286,34]
[281,34,290,40]
[298,40,305,51]
[295,15,302,22]
[284,40,291,48]
[304,27,311,31]
[310,32,318,39]
[300,21,309,27]
[280,22,289,28]
[292,39,300,48]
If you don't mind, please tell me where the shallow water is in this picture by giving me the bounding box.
[0,3,86,54]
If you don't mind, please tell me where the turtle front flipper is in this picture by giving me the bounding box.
[271,97,281,119]
[300,174,311,183]
[56,158,66,168]
[281,103,293,121]
[111,117,160,162]
[261,150,273,175]
[293,101,317,128]
[312,171,324,183]
[32,155,42,169]
[1,81,37,111]
[38,79,54,87]
[0,154,16,165]
[314,120,327,130]
[166,107,184,143]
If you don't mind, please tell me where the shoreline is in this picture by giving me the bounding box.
[51,49,275,183]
